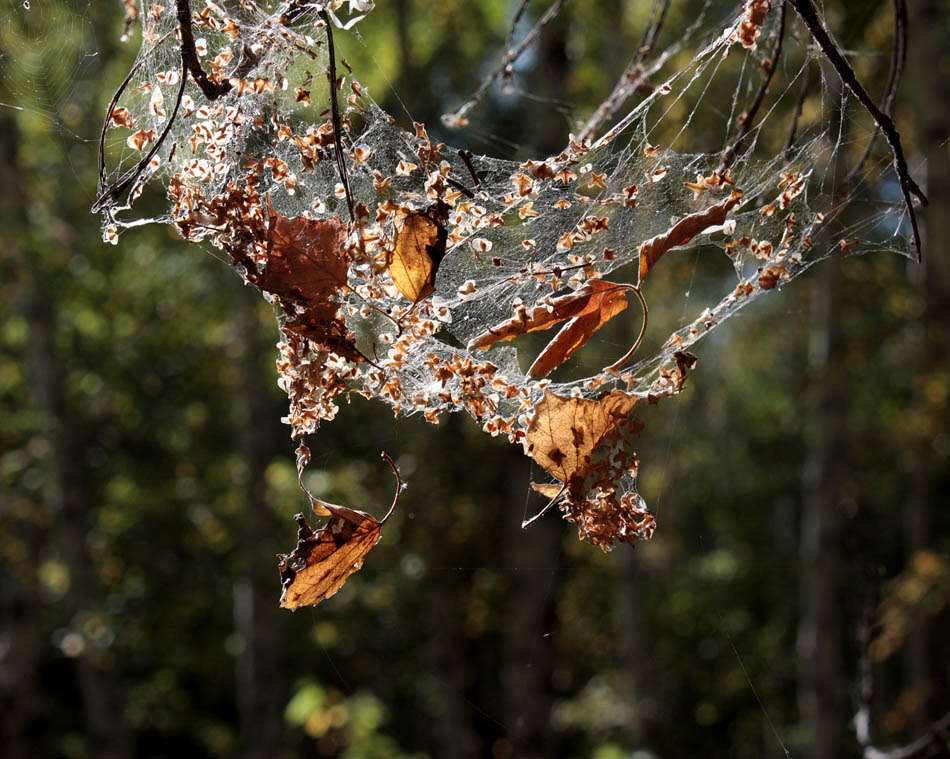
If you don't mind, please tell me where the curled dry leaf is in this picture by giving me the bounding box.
[524,389,640,489]
[278,453,401,610]
[638,190,743,283]
[469,280,631,378]
[390,203,448,302]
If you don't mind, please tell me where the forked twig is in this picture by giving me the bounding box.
[176,0,232,100]
[93,0,233,214]
[441,0,568,127]
[788,0,927,261]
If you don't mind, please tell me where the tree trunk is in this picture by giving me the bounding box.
[797,263,845,759]
[232,286,285,759]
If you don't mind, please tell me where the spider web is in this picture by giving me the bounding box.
[91,0,916,550]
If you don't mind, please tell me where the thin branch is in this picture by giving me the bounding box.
[522,484,566,528]
[93,31,172,209]
[845,0,907,185]
[92,58,187,213]
[720,1,787,170]
[176,0,232,100]
[788,0,927,261]
[441,0,568,128]
[318,9,356,223]
[784,62,811,162]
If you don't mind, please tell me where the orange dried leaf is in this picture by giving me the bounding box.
[277,506,382,610]
[524,389,639,487]
[469,279,627,351]
[638,190,743,283]
[390,206,448,302]
[260,197,348,305]
[528,287,628,378]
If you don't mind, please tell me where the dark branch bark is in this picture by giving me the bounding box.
[788,0,927,260]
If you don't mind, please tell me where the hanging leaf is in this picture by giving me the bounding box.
[523,389,640,488]
[389,204,448,302]
[278,453,401,610]
[259,196,349,305]
[638,190,743,283]
[277,506,383,610]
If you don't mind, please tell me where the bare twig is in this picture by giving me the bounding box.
[784,62,812,162]
[845,0,907,185]
[318,9,356,223]
[788,0,926,261]
[522,484,566,528]
[441,0,568,128]
[93,31,173,210]
[720,1,787,170]
[92,57,187,213]
[176,0,232,100]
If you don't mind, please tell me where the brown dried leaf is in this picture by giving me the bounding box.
[469,279,627,351]
[527,286,629,379]
[390,205,448,302]
[260,197,348,305]
[524,389,639,488]
[638,190,743,283]
[282,302,363,363]
[277,506,382,610]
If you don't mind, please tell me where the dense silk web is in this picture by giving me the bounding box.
[92,0,918,550]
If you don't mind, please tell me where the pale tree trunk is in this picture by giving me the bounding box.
[797,263,845,759]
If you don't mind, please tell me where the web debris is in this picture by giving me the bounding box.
[93,0,921,552]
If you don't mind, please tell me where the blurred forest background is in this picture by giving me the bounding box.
[1,0,948,757]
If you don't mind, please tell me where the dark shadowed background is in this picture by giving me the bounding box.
[1,1,948,757]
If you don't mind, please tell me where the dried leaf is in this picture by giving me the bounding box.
[278,452,401,610]
[638,190,743,283]
[523,389,639,488]
[283,302,363,363]
[527,286,628,379]
[390,204,448,302]
[469,279,625,350]
[260,196,348,305]
[277,506,382,610]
